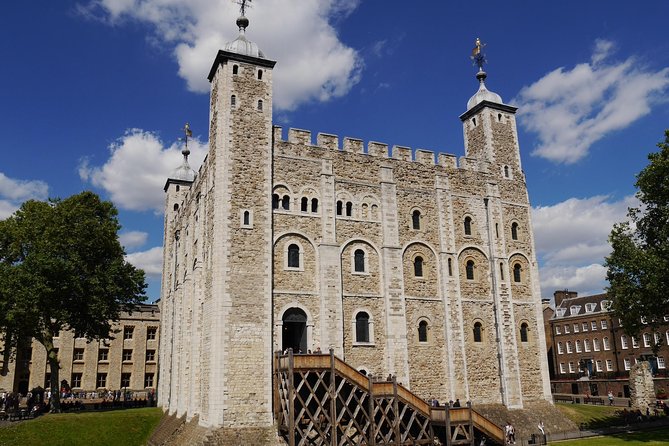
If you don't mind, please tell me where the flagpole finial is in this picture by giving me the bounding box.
[182,123,192,157]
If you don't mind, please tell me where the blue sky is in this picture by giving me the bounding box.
[1,0,668,302]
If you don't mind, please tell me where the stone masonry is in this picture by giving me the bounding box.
[158,15,552,440]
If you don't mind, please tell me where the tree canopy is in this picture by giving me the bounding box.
[605,130,669,354]
[0,191,146,409]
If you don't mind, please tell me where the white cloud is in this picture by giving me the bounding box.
[532,195,636,297]
[81,0,362,111]
[515,39,669,164]
[126,246,163,277]
[79,129,207,213]
[0,172,49,219]
[119,230,149,249]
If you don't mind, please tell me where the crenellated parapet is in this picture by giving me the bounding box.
[274,126,467,170]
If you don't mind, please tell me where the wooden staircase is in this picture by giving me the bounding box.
[273,350,505,446]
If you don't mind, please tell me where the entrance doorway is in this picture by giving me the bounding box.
[282,308,308,353]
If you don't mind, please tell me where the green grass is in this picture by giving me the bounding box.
[555,402,625,429]
[553,426,669,445]
[0,407,163,446]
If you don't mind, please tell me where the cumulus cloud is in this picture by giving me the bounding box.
[532,195,636,297]
[515,39,669,164]
[0,172,49,219]
[79,129,207,213]
[80,0,362,111]
[126,246,163,277]
[119,230,149,249]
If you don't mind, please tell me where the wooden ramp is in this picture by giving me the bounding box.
[274,350,505,446]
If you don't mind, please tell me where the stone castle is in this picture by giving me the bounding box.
[158,10,552,435]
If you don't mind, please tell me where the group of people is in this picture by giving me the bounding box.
[427,397,463,408]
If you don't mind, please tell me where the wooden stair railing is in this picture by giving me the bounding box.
[274,349,505,446]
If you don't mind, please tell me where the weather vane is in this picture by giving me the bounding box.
[181,123,193,153]
[470,37,486,72]
[235,0,252,16]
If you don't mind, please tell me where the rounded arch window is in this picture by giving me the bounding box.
[232,64,238,75]
[511,222,519,240]
[414,256,424,277]
[287,244,300,268]
[272,194,280,209]
[447,258,453,276]
[513,263,522,283]
[257,69,263,80]
[412,209,421,230]
[345,201,353,217]
[355,312,370,343]
[281,195,290,210]
[336,200,343,216]
[473,322,483,343]
[464,216,472,235]
[311,198,318,213]
[354,249,365,273]
[520,322,529,342]
[504,165,510,178]
[257,100,263,111]
[418,320,428,343]
[466,260,475,280]
[173,203,179,211]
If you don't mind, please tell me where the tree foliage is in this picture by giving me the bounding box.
[605,130,669,354]
[0,191,146,410]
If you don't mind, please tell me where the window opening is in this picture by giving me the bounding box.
[520,323,529,342]
[448,258,453,276]
[281,195,290,210]
[287,244,300,268]
[414,256,424,277]
[499,262,504,280]
[346,201,352,217]
[272,194,280,209]
[301,197,308,212]
[464,216,472,235]
[336,200,343,215]
[356,312,370,343]
[473,322,482,342]
[232,64,238,74]
[257,69,262,79]
[257,100,263,111]
[466,260,475,280]
[231,95,236,107]
[511,222,519,240]
[354,249,365,272]
[513,263,522,282]
[418,321,428,342]
[243,210,250,226]
[412,210,421,229]
[311,198,318,213]
[504,165,510,178]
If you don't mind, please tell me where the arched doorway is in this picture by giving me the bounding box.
[282,308,307,353]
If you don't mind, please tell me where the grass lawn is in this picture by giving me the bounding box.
[0,407,163,446]
[553,426,669,445]
[555,402,625,429]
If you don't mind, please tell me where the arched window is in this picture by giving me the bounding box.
[464,216,472,235]
[281,195,290,210]
[173,203,179,211]
[414,256,423,277]
[355,312,370,343]
[511,222,519,240]
[336,200,343,216]
[603,337,610,351]
[301,197,308,212]
[412,210,421,230]
[287,244,300,268]
[257,69,262,80]
[311,198,318,213]
[232,64,238,75]
[466,260,475,280]
[243,210,250,226]
[257,100,263,111]
[418,320,428,343]
[499,262,504,280]
[504,165,510,178]
[354,249,365,273]
[513,263,522,283]
[272,194,279,209]
[346,201,353,217]
[448,258,453,276]
[520,323,529,342]
[473,322,482,343]
[231,95,236,107]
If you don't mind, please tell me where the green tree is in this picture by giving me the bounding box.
[0,191,146,411]
[605,130,669,355]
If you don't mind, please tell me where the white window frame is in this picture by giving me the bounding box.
[659,357,666,369]
[570,305,581,315]
[591,321,597,330]
[596,360,603,372]
[624,358,631,371]
[559,363,566,374]
[601,319,608,329]
[575,340,582,353]
[643,332,651,347]
[621,335,629,349]
[351,309,375,346]
[573,323,579,333]
[582,322,588,332]
[585,303,596,313]
[555,325,562,335]
[606,359,613,371]
[603,337,610,351]
[568,362,575,373]
[564,324,570,334]
[557,342,564,355]
[593,338,600,351]
[632,337,639,348]
[584,338,591,352]
[566,341,573,353]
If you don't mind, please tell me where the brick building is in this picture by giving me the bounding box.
[0,303,159,394]
[158,11,552,440]
[546,290,669,398]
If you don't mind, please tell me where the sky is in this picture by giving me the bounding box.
[1,0,668,303]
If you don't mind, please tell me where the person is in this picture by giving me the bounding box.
[315,346,322,354]
[538,421,546,444]
[608,391,614,406]
[507,423,516,445]
[453,398,461,407]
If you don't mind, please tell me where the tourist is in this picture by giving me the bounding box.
[608,391,614,405]
[453,399,461,407]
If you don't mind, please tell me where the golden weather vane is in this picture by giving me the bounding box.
[470,38,486,72]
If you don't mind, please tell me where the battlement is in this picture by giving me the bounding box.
[273,126,462,169]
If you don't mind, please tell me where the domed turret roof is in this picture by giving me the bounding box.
[224,15,265,58]
[170,157,196,183]
[467,70,503,110]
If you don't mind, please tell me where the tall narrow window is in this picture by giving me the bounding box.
[231,95,236,107]
[412,210,421,229]
[464,216,472,235]
[520,323,529,342]
[504,165,510,178]
[495,223,499,238]
[282,195,290,210]
[466,260,475,280]
[473,322,482,342]
[346,201,353,217]
[448,258,453,276]
[354,249,365,273]
[257,69,263,79]
[311,198,318,213]
[355,312,370,343]
[257,100,263,111]
[418,321,428,342]
[499,262,504,280]
[511,222,519,240]
[232,64,238,74]
[301,197,308,212]
[336,200,343,216]
[513,264,522,282]
[272,194,280,209]
[243,210,250,226]
[414,256,423,277]
[288,244,300,268]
